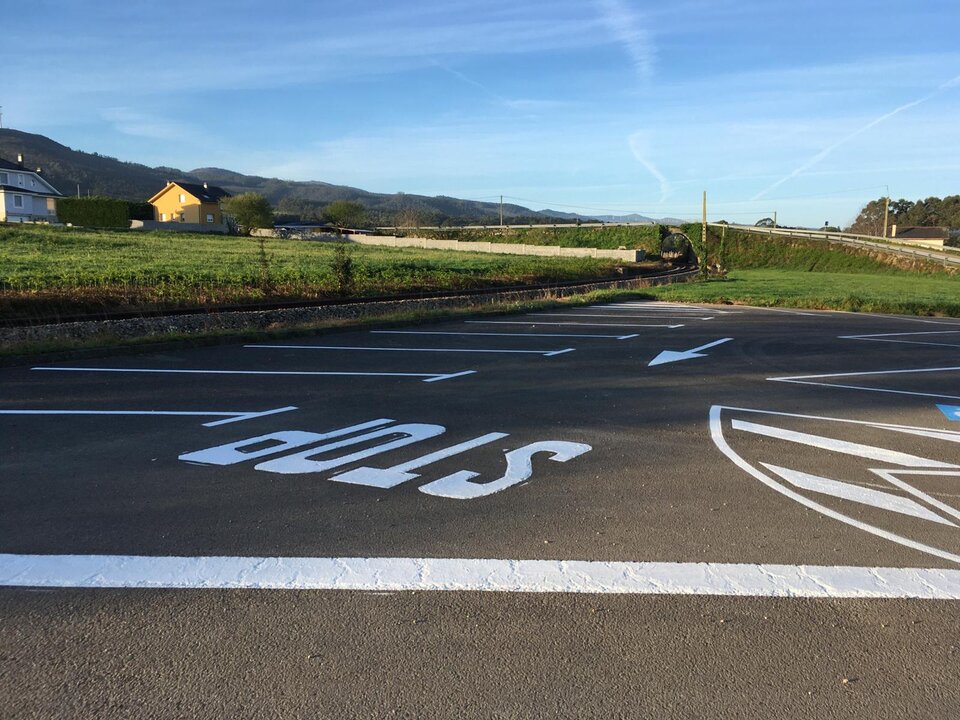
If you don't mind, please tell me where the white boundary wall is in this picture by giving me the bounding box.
[253,230,645,262]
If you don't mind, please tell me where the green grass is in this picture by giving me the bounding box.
[0,225,633,319]
[645,269,960,316]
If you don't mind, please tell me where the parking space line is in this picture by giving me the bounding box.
[465,321,684,329]
[245,344,575,357]
[32,366,478,383]
[527,312,715,321]
[0,406,297,427]
[839,331,960,349]
[372,330,639,340]
[2,553,959,599]
[768,366,960,401]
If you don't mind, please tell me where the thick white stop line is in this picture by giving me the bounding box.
[2,554,959,599]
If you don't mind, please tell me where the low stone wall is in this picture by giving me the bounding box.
[2,270,696,350]
[131,220,230,234]
[251,230,645,262]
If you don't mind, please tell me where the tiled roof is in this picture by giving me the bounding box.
[171,181,231,203]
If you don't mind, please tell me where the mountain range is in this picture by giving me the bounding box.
[0,128,666,226]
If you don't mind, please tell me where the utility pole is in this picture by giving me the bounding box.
[772,211,777,229]
[882,189,890,239]
[499,195,504,227]
[0,106,4,129]
[701,191,708,277]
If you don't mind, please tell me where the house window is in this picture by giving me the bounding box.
[160,213,167,221]
[0,173,7,184]
[17,174,24,186]
[206,213,214,223]
[47,198,56,214]
[179,213,185,222]
[178,193,186,203]
[13,195,24,208]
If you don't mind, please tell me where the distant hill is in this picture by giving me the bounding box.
[0,128,674,226]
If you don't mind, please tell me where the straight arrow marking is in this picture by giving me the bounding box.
[648,337,734,367]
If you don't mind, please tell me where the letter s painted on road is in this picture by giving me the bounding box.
[418,441,592,499]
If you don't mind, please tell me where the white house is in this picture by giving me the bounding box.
[0,154,62,223]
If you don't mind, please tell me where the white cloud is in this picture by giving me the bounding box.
[595,0,656,80]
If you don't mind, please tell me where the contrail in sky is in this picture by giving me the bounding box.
[752,73,960,200]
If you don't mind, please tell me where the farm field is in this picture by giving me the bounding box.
[0,225,643,320]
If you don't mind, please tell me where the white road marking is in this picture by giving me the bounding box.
[768,366,960,401]
[760,463,955,526]
[465,321,684,329]
[3,554,960,598]
[245,343,574,357]
[526,312,715,321]
[373,330,639,340]
[32,366,477,383]
[839,330,960,349]
[592,303,734,313]
[731,419,957,468]
[331,432,509,488]
[0,406,297,427]
[648,338,734,366]
[420,441,592,499]
[713,406,960,565]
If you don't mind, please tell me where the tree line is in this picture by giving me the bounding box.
[847,195,960,236]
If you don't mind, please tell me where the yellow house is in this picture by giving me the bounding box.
[148,181,230,225]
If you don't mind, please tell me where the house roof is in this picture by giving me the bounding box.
[0,184,61,198]
[148,181,231,204]
[894,226,948,239]
[0,158,25,171]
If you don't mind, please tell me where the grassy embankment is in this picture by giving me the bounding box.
[0,225,640,322]
[645,226,960,316]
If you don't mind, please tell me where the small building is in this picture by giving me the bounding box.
[888,225,949,250]
[148,181,231,225]
[0,154,62,223]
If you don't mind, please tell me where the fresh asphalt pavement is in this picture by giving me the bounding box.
[2,301,960,718]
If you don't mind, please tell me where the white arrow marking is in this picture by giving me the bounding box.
[648,338,733,366]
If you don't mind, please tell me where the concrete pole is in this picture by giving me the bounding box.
[773,211,777,229]
[500,195,504,227]
[882,196,890,238]
[701,191,708,276]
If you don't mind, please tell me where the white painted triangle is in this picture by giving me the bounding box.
[761,463,955,526]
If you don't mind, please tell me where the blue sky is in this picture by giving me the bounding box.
[5,0,960,226]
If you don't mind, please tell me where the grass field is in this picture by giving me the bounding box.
[0,225,636,319]
[646,269,960,316]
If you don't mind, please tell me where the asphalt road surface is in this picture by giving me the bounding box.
[3,301,959,718]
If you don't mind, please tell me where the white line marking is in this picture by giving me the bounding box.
[760,463,954,526]
[0,406,298,427]
[32,367,476,384]
[839,331,960,349]
[769,366,960,401]
[871,470,960,524]
[592,303,733,313]
[2,554,959,598]
[373,330,638,340]
[526,312,716,321]
[464,321,684,329]
[245,344,574,357]
[732,419,957,468]
[712,406,960,565]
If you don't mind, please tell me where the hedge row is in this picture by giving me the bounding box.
[58,197,154,228]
